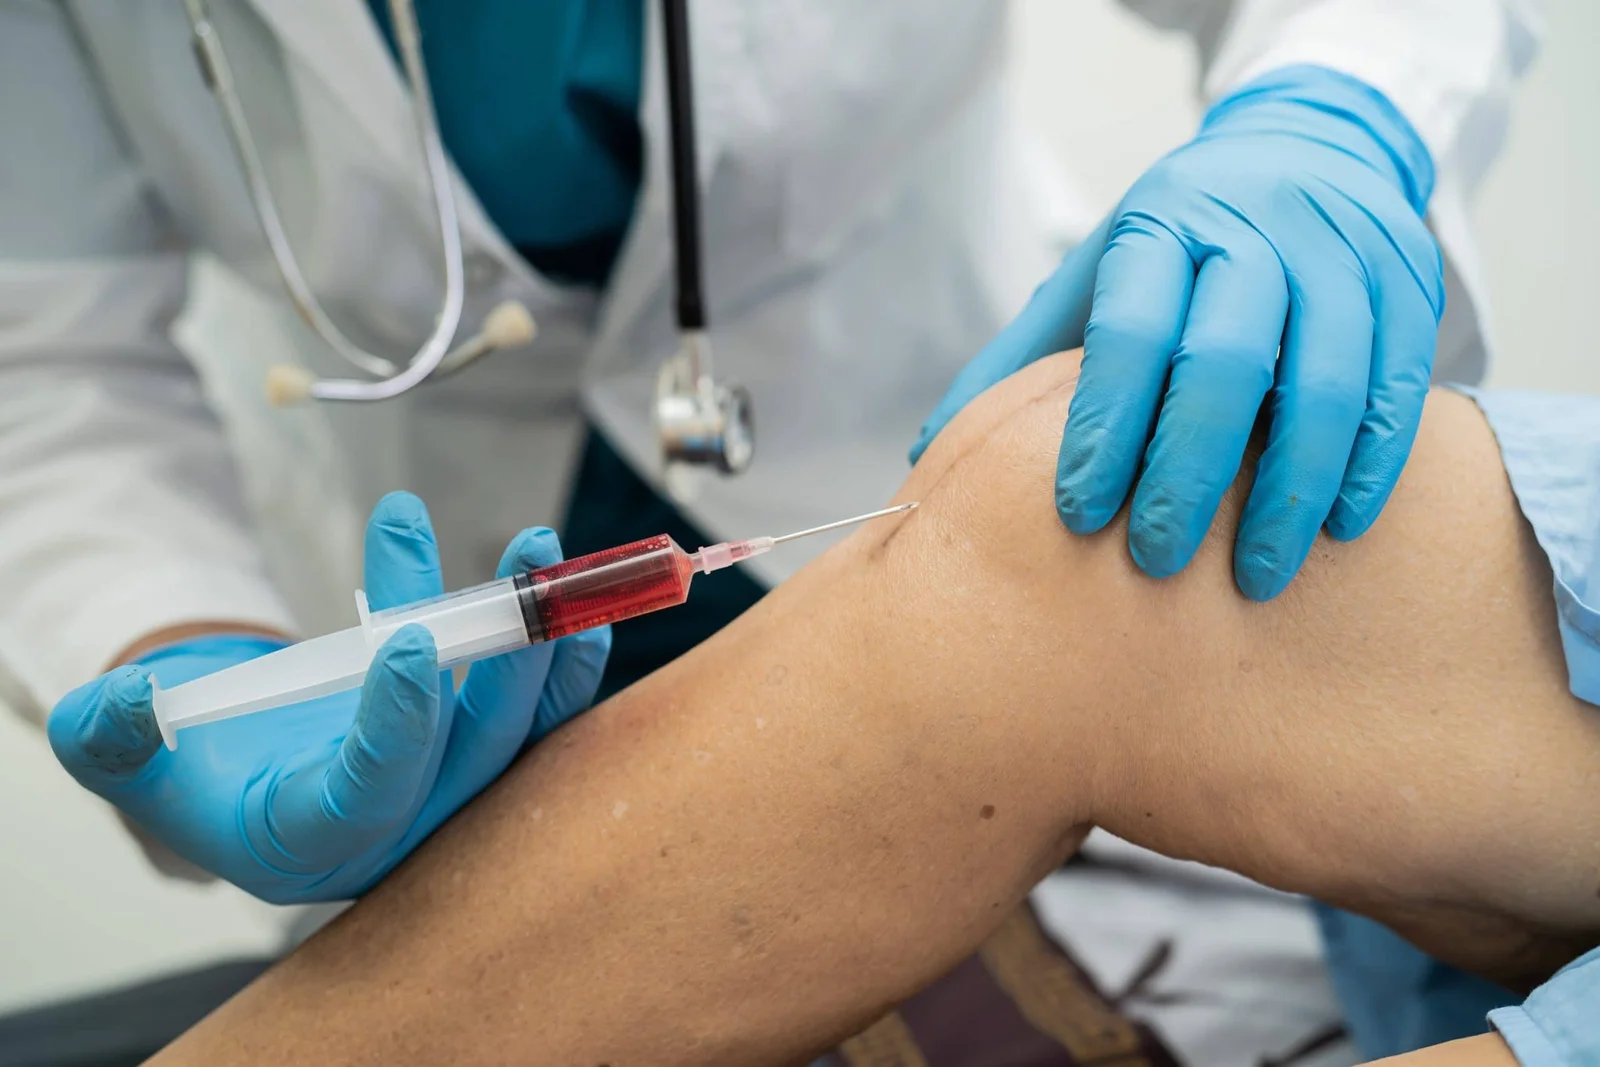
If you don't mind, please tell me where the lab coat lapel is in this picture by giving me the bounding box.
[245,0,411,164]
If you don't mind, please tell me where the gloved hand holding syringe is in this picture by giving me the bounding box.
[150,502,917,748]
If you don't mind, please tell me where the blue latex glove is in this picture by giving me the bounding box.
[912,65,1446,600]
[47,492,610,903]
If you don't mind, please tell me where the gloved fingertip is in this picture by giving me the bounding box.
[368,492,437,558]
[373,624,440,686]
[1055,423,1138,537]
[372,490,431,529]
[911,411,948,460]
[1057,494,1116,536]
[1234,547,1293,603]
[360,625,441,749]
[1127,517,1199,581]
[1323,504,1372,543]
[47,666,162,780]
[1055,468,1123,536]
[497,526,563,578]
[1325,486,1388,542]
[365,493,444,610]
[911,404,961,465]
[104,663,154,709]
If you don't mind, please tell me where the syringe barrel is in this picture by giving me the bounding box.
[515,534,696,641]
[152,535,700,748]
[366,576,530,670]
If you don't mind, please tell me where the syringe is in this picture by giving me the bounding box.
[149,502,918,748]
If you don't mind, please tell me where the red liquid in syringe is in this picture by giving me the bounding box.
[522,534,698,641]
[512,503,918,643]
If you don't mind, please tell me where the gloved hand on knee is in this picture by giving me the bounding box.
[913,65,1444,602]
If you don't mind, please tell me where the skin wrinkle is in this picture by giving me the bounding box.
[152,351,1600,1066]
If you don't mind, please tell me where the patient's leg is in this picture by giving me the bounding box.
[154,353,1600,1067]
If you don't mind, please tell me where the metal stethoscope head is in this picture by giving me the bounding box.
[653,331,754,475]
[183,0,753,477]
[651,0,753,476]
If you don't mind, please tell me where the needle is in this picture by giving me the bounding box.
[770,502,919,545]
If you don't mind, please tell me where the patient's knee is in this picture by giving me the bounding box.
[897,353,1087,558]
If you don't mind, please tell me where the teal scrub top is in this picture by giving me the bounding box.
[367,0,645,286]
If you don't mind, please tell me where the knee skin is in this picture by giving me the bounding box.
[898,351,1600,988]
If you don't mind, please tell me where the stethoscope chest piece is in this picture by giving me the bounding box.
[654,331,755,477]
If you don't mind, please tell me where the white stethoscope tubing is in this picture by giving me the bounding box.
[184,0,467,401]
[184,0,750,475]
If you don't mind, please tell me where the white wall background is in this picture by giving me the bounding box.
[2,0,1596,1017]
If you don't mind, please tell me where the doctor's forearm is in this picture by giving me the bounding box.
[110,622,296,669]
[156,354,1599,1065]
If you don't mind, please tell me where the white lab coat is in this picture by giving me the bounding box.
[0,0,1539,726]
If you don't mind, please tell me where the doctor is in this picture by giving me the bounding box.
[3,0,1538,1057]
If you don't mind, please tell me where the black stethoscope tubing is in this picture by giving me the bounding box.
[661,0,706,336]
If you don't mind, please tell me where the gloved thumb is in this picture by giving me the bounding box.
[255,624,441,873]
[909,210,1114,465]
[47,667,164,791]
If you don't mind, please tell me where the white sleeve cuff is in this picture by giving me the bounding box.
[1210,1,1540,187]
[1221,17,1466,176]
[1202,1,1539,388]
